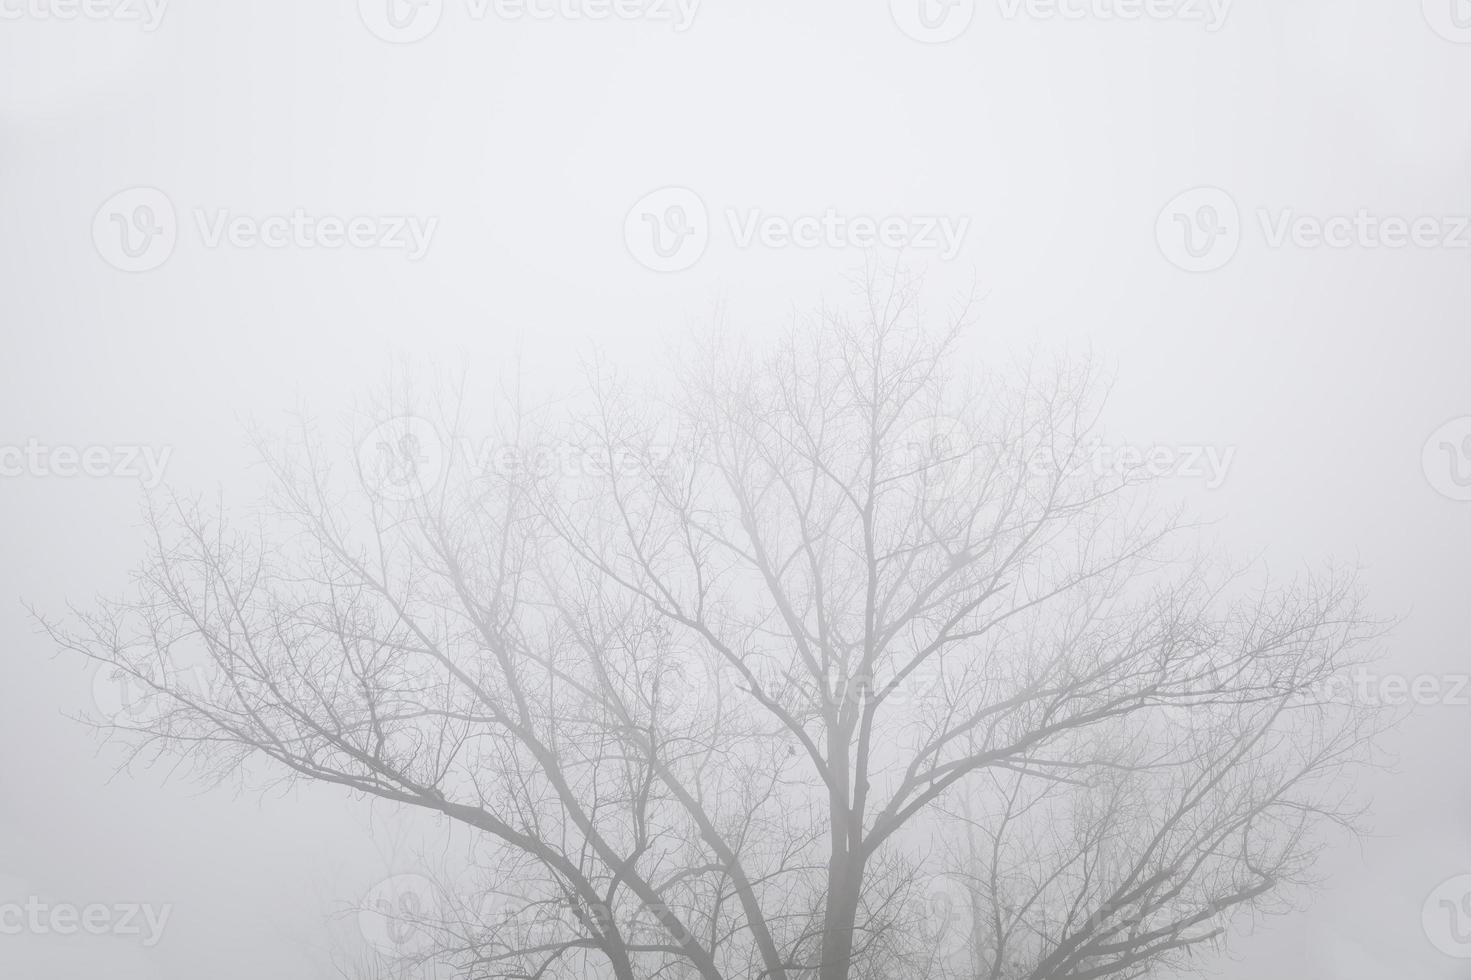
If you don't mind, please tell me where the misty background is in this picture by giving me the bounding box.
[3,1,1470,977]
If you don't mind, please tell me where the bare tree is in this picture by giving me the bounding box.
[41,274,1385,980]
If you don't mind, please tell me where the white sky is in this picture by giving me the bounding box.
[2,2,1470,977]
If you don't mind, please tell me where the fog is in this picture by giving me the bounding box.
[2,2,1469,978]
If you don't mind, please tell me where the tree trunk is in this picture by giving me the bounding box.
[818,852,865,980]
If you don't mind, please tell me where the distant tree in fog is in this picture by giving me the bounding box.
[42,271,1386,980]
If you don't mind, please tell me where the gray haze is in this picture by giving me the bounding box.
[3,2,1470,978]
